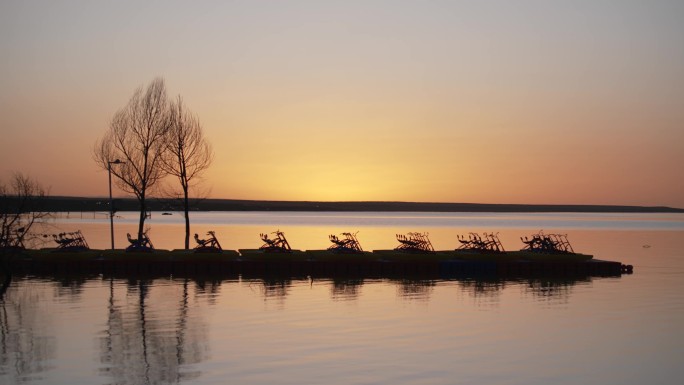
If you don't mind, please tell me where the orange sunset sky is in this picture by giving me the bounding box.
[1,1,683,208]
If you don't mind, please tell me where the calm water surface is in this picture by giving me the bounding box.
[1,212,683,385]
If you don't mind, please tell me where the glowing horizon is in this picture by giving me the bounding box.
[1,1,683,208]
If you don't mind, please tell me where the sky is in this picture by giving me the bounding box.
[1,1,683,207]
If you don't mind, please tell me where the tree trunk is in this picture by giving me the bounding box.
[138,195,147,242]
[0,260,11,299]
[183,186,190,249]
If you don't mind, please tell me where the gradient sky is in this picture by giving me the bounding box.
[1,1,683,207]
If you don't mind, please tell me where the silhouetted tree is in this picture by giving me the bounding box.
[1,173,49,251]
[0,173,51,376]
[94,78,172,242]
[162,96,213,249]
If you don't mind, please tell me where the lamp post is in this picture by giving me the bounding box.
[108,159,124,250]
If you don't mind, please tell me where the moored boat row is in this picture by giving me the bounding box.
[6,229,594,264]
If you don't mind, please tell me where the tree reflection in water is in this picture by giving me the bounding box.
[0,278,57,382]
[98,277,210,385]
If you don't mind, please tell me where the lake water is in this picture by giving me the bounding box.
[1,212,683,385]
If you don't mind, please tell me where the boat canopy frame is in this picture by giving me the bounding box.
[394,232,435,253]
[259,230,292,253]
[51,230,90,251]
[194,230,222,252]
[328,231,364,253]
[126,230,154,252]
[521,231,575,254]
[457,232,505,253]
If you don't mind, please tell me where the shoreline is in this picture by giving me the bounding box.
[34,197,684,213]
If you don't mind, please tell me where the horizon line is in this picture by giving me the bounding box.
[42,195,684,212]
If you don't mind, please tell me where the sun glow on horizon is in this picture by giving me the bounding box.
[1,1,683,207]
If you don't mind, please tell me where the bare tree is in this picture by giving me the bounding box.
[94,78,172,243]
[1,173,49,250]
[162,96,213,249]
[1,173,49,285]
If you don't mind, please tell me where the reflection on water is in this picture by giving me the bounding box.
[459,279,508,299]
[330,278,363,301]
[0,279,57,383]
[395,279,436,301]
[1,213,682,385]
[258,277,293,300]
[53,275,90,302]
[0,271,612,384]
[0,266,680,384]
[0,271,601,384]
[0,275,215,384]
[523,278,583,303]
[97,278,209,385]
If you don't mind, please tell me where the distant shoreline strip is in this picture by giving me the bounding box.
[34,197,684,213]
